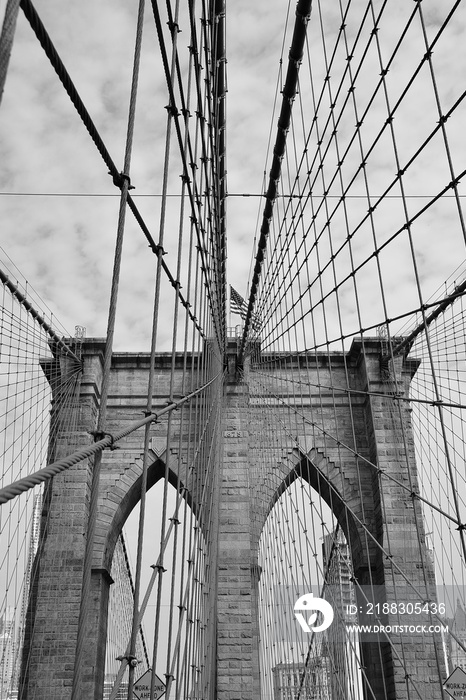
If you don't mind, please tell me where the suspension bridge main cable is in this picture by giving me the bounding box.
[249,0,466,355]
[0,372,221,506]
[18,0,206,341]
[238,0,313,363]
[148,0,227,349]
[0,269,81,365]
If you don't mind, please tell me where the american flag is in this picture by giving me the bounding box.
[230,286,248,319]
[230,286,261,331]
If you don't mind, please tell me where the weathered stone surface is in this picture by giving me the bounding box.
[23,337,443,700]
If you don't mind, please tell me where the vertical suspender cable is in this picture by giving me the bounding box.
[147,1,180,695]
[71,2,145,696]
[239,0,312,363]
[113,1,151,696]
[0,270,81,365]
[212,0,227,351]
[162,2,196,691]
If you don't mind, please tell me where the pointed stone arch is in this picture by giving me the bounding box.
[260,446,370,581]
[254,442,385,700]
[217,337,443,700]
[24,337,444,700]
[93,449,188,574]
[21,340,205,700]
[85,447,195,699]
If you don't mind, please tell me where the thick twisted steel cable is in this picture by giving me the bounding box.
[210,0,227,347]
[0,373,220,506]
[109,517,179,700]
[18,0,205,341]
[239,0,313,362]
[0,269,81,364]
[156,6,199,687]
[251,365,466,410]
[144,4,188,690]
[108,371,224,699]
[19,0,119,178]
[0,0,21,104]
[125,6,166,690]
[257,161,466,353]
[149,0,226,349]
[250,367,464,526]
[70,0,148,696]
[252,2,466,351]
[256,402,466,668]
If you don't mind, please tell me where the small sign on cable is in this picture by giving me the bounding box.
[133,669,166,700]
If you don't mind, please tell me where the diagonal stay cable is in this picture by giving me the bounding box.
[252,1,466,348]
[251,367,466,410]
[0,372,221,505]
[148,0,226,349]
[258,402,466,662]
[151,0,224,345]
[249,370,464,529]
[108,376,223,700]
[392,277,466,356]
[19,0,205,340]
[239,0,312,363]
[0,268,81,364]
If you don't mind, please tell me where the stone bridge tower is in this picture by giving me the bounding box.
[20,336,444,700]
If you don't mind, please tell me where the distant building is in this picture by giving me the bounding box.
[322,528,363,700]
[0,607,16,700]
[103,533,150,699]
[102,675,128,700]
[446,600,466,672]
[272,657,330,700]
[12,494,43,699]
[323,529,355,613]
[0,495,43,700]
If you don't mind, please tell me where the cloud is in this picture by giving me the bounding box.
[2,1,466,682]
[1,0,465,356]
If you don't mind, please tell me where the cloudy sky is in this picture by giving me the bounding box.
[1,0,466,357]
[0,0,297,351]
[2,0,466,687]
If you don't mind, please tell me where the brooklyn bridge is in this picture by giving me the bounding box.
[0,0,466,698]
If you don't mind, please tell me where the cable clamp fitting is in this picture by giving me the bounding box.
[456,523,466,532]
[116,654,139,668]
[151,563,167,572]
[167,20,180,34]
[165,103,180,117]
[110,171,135,190]
[89,430,118,450]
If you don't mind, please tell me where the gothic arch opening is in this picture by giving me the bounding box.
[99,456,211,700]
[257,474,365,700]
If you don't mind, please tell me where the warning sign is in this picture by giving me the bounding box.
[133,669,166,700]
[444,667,466,699]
